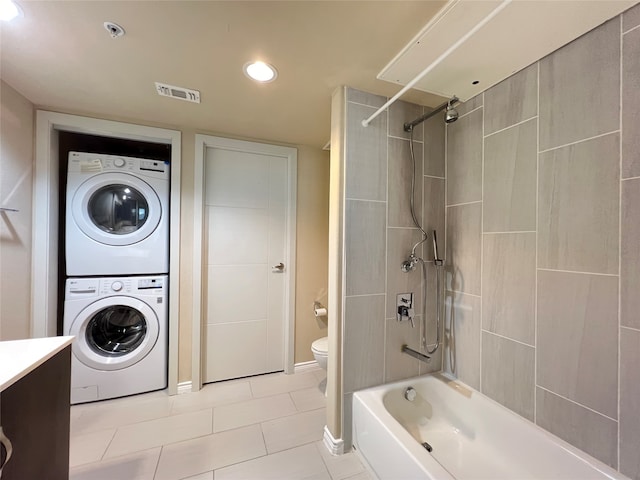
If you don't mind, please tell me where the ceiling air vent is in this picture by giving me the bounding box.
[155,82,200,104]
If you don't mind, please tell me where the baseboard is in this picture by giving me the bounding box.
[294,360,319,372]
[177,381,192,395]
[322,425,344,455]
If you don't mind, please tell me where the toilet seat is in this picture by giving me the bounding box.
[311,336,328,355]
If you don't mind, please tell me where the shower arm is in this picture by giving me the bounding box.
[404,96,459,133]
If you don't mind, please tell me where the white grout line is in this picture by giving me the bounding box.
[618,17,624,470]
[537,267,619,277]
[536,385,619,423]
[344,197,386,204]
[535,60,540,425]
[388,226,419,230]
[383,104,389,384]
[446,200,483,208]
[479,91,485,393]
[483,329,536,349]
[483,115,538,139]
[424,174,446,180]
[344,293,386,299]
[621,175,640,181]
[446,289,481,299]
[622,22,640,35]
[388,133,423,143]
[483,230,536,235]
[458,104,483,120]
[346,100,380,110]
[621,325,640,333]
[538,130,620,154]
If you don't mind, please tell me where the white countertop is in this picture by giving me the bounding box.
[0,336,74,392]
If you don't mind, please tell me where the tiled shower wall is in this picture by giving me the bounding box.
[444,7,640,477]
[340,87,445,445]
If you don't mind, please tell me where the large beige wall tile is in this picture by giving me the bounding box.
[443,292,481,390]
[423,177,445,262]
[386,228,423,319]
[538,134,619,274]
[482,233,535,345]
[346,102,387,201]
[455,94,483,117]
[481,332,535,421]
[536,388,618,468]
[539,18,620,150]
[537,270,618,419]
[623,3,640,31]
[622,27,640,179]
[620,327,640,479]
[388,138,422,228]
[446,108,483,205]
[343,295,385,394]
[424,111,445,178]
[0,81,33,341]
[345,200,386,296]
[484,64,538,135]
[346,87,386,108]
[389,100,423,141]
[384,317,420,383]
[622,179,640,329]
[483,119,537,232]
[446,203,481,296]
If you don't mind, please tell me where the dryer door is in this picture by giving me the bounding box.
[70,296,160,371]
[71,172,162,246]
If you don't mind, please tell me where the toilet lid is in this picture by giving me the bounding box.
[311,336,328,354]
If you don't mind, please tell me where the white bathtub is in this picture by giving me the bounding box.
[352,373,625,480]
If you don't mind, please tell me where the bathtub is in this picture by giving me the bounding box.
[352,373,624,480]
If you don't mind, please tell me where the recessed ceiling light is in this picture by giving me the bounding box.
[243,61,278,83]
[0,0,22,22]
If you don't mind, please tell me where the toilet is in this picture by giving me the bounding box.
[311,336,328,370]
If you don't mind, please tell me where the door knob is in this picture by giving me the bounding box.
[272,262,285,271]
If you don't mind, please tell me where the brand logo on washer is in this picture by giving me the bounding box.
[157,298,163,304]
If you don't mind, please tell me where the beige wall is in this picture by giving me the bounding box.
[0,81,34,340]
[443,7,640,477]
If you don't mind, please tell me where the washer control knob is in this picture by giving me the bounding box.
[111,281,124,292]
[113,158,126,168]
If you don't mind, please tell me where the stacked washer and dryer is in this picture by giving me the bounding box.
[63,151,170,404]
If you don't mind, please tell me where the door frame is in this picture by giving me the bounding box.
[192,134,297,390]
[33,110,181,394]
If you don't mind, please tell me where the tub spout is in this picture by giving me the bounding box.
[402,344,431,363]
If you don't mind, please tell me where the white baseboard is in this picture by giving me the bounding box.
[177,381,193,395]
[322,425,344,455]
[294,360,320,373]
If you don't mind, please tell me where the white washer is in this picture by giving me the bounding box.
[63,275,168,404]
[66,151,169,276]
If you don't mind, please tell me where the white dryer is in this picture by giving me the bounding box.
[63,275,168,404]
[66,151,169,276]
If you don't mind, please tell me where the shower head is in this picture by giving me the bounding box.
[444,101,459,124]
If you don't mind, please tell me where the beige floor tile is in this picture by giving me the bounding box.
[69,428,116,467]
[215,443,329,479]
[105,409,212,459]
[213,393,297,432]
[262,409,326,454]
[343,471,376,480]
[70,447,161,480]
[171,380,252,415]
[290,386,326,412]
[313,369,327,382]
[250,371,321,397]
[155,424,266,480]
[71,394,173,435]
[315,442,366,480]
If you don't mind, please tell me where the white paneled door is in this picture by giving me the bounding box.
[203,145,290,383]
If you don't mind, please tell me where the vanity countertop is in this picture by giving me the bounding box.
[0,336,74,392]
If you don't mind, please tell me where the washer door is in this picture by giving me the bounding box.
[70,296,160,371]
[71,172,162,246]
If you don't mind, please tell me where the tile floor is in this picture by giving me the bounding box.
[69,366,373,480]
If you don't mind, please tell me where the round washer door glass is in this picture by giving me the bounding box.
[86,305,147,356]
[89,185,149,235]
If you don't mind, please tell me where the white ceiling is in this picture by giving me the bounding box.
[1,1,636,149]
[0,1,448,148]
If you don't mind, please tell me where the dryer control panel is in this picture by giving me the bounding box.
[68,151,169,180]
